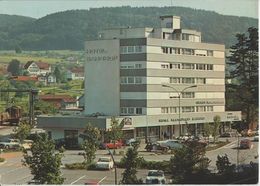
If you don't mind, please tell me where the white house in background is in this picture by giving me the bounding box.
[66,67,84,80]
[37,73,56,85]
[24,61,52,76]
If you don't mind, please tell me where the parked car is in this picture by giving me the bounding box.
[145,142,169,152]
[240,139,253,149]
[0,138,21,149]
[220,132,233,137]
[125,138,138,146]
[145,170,166,184]
[104,140,123,149]
[21,140,33,150]
[158,140,183,150]
[96,157,114,170]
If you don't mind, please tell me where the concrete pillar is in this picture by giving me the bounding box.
[170,125,173,139]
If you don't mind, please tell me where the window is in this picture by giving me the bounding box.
[127,46,134,53]
[162,47,167,53]
[128,108,135,114]
[120,46,127,54]
[196,78,206,84]
[170,77,180,84]
[135,64,142,69]
[127,77,134,84]
[170,63,180,69]
[207,50,213,56]
[135,77,142,84]
[121,107,127,114]
[173,33,181,40]
[161,64,169,69]
[196,106,206,112]
[120,77,127,84]
[182,107,195,113]
[136,108,143,115]
[161,107,169,114]
[182,33,189,40]
[169,107,177,113]
[173,48,181,54]
[182,92,195,98]
[182,63,195,69]
[207,64,213,70]
[182,48,194,55]
[207,106,213,112]
[135,46,142,53]
[196,64,206,70]
[182,78,195,84]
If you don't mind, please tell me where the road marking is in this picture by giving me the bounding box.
[98,176,107,184]
[70,175,86,185]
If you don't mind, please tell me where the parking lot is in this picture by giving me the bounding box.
[0,131,258,184]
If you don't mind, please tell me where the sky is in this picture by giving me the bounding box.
[0,0,258,19]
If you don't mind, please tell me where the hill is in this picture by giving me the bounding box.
[0,6,258,50]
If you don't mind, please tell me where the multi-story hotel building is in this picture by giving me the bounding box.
[84,15,241,140]
[38,16,241,145]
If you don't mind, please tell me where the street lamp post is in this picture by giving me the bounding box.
[162,84,197,137]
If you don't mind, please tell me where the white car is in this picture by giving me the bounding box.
[96,157,114,170]
[0,139,21,149]
[145,170,166,184]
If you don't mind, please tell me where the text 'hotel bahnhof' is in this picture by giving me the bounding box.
[38,16,241,143]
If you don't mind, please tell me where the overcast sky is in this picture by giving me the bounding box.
[0,0,258,19]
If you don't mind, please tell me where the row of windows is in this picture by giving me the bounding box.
[162,47,213,57]
[121,76,143,84]
[120,63,143,69]
[120,46,144,54]
[170,77,206,84]
[161,63,213,70]
[161,106,214,114]
[121,107,143,115]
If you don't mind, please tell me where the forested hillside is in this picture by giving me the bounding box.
[0,6,258,50]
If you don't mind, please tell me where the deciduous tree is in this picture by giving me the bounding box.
[120,141,143,184]
[23,133,64,184]
[7,59,21,76]
[13,121,32,143]
[80,124,100,165]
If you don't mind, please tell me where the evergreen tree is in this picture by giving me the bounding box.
[23,133,65,184]
[120,142,143,184]
[227,27,258,129]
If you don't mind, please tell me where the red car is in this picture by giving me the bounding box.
[105,140,123,149]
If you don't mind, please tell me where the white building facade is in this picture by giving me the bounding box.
[84,16,241,140]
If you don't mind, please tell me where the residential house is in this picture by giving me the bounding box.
[39,95,77,110]
[24,61,51,76]
[66,67,84,81]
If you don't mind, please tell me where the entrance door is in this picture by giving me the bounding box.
[64,130,79,149]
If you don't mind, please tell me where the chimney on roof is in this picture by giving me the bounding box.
[159,15,180,30]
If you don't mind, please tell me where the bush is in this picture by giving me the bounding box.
[0,157,5,162]
[65,162,86,169]
[116,157,170,172]
[86,162,97,170]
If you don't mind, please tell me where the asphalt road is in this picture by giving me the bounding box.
[0,136,258,184]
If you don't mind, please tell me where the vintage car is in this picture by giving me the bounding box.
[96,157,114,170]
[145,170,166,184]
[104,140,123,149]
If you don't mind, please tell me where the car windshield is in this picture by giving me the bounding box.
[148,171,163,177]
[98,158,110,162]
